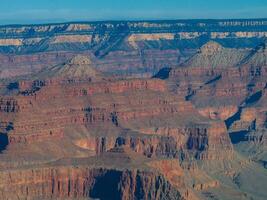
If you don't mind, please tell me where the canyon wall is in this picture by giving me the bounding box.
[0,165,182,200]
[0,19,267,78]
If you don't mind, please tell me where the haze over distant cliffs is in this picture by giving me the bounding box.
[0,19,267,79]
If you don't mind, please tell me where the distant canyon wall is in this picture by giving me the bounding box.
[0,19,267,78]
[1,19,267,52]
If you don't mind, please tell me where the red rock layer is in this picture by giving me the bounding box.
[0,166,182,200]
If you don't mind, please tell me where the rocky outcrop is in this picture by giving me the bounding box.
[35,55,102,80]
[0,165,182,200]
[182,41,249,68]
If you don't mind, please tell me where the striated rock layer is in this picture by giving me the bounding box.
[0,52,239,199]
[0,163,182,200]
[1,19,267,78]
[0,33,266,199]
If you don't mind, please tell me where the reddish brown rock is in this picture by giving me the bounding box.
[0,39,266,200]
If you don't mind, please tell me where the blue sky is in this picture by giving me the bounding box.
[0,0,267,24]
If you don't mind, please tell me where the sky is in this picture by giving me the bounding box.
[0,0,267,25]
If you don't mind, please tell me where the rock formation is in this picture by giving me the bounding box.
[168,40,267,190]
[0,20,266,200]
[0,51,238,199]
[182,41,249,68]
[35,55,103,80]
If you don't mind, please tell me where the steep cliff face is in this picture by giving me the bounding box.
[0,165,182,200]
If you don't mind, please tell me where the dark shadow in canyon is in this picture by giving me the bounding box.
[204,75,222,85]
[225,107,242,129]
[7,82,19,90]
[229,130,248,144]
[152,67,172,79]
[90,171,122,200]
[0,133,8,152]
[244,90,262,105]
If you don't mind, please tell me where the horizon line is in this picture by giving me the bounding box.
[1,17,267,27]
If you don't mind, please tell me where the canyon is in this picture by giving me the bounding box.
[0,19,266,200]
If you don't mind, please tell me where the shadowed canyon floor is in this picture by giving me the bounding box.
[0,20,266,200]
